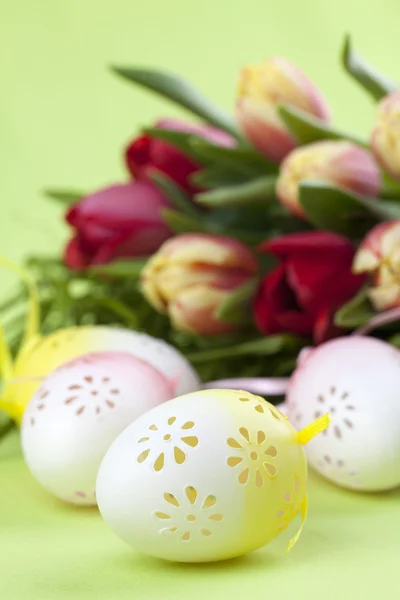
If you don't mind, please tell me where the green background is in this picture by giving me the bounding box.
[1,1,400,598]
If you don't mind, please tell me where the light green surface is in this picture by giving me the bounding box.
[1,430,400,599]
[2,1,400,598]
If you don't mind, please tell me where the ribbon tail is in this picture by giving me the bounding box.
[286,495,308,553]
[296,413,330,445]
[353,307,400,336]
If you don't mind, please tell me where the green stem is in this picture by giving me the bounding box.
[0,419,15,444]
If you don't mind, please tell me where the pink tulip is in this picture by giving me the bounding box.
[141,233,259,335]
[371,91,400,181]
[64,181,171,269]
[236,57,330,163]
[353,220,400,311]
[276,140,381,219]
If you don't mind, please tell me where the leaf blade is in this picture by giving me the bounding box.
[278,105,366,146]
[342,34,397,101]
[150,171,203,219]
[112,67,239,137]
[43,189,84,205]
[195,176,277,208]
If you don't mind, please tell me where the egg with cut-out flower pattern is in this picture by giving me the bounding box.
[96,388,328,562]
[287,336,400,491]
[21,352,174,505]
[6,325,199,424]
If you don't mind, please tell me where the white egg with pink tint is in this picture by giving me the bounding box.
[286,336,400,491]
[21,352,175,505]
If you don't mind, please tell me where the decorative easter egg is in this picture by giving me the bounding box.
[8,326,199,422]
[21,352,174,505]
[286,336,400,491]
[96,389,328,562]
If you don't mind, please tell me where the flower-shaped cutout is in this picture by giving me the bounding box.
[237,392,286,421]
[154,485,223,542]
[137,417,199,472]
[63,374,120,416]
[315,386,355,439]
[276,474,302,533]
[227,427,278,487]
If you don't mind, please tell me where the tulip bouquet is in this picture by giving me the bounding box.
[4,35,400,382]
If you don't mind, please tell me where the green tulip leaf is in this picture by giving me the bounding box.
[190,166,250,189]
[187,334,303,363]
[334,287,375,328]
[195,176,277,208]
[189,138,277,177]
[381,173,400,199]
[43,188,84,205]
[88,259,147,278]
[216,278,259,324]
[389,334,400,348]
[278,104,366,146]
[342,34,397,101]
[161,208,215,235]
[0,418,14,444]
[93,296,140,327]
[141,127,210,162]
[111,66,239,137]
[299,182,400,236]
[150,171,203,219]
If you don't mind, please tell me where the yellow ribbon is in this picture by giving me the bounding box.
[296,413,330,445]
[0,257,41,420]
[286,494,308,553]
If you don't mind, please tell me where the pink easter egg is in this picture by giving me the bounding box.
[21,352,174,505]
[286,336,400,491]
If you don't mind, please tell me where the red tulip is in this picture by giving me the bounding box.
[64,181,171,269]
[125,119,235,195]
[254,231,366,343]
[141,233,259,335]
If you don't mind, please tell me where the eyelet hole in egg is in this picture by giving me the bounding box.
[154,485,225,543]
[136,417,199,472]
[227,427,278,487]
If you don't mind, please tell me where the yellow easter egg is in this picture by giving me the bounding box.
[4,326,199,423]
[97,389,328,562]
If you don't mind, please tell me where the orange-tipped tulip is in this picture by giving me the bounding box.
[141,234,259,335]
[276,141,381,219]
[371,91,400,181]
[353,220,400,311]
[236,57,330,163]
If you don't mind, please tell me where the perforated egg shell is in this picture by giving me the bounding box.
[96,389,328,563]
[21,352,174,505]
[9,326,199,422]
[286,336,400,491]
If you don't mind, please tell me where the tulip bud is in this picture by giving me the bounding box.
[371,91,400,181]
[353,220,400,311]
[141,234,259,336]
[276,141,381,218]
[64,182,171,269]
[236,57,330,163]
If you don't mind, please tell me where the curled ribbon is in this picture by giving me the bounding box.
[0,257,41,420]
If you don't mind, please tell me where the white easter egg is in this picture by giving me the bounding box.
[21,352,173,505]
[286,336,400,491]
[97,389,327,563]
